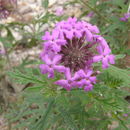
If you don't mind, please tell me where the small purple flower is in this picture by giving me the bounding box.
[87,11,94,18]
[40,17,114,92]
[0,49,5,55]
[123,114,128,117]
[120,13,130,22]
[55,7,64,16]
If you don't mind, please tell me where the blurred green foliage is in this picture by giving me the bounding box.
[7,62,130,129]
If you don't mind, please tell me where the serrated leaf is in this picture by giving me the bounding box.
[30,99,55,130]
[106,65,130,86]
[8,69,45,85]
[59,107,79,130]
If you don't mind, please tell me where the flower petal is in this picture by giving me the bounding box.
[54,65,66,73]
[84,85,93,92]
[93,55,102,62]
[43,55,52,65]
[48,68,54,78]
[42,31,51,41]
[102,57,109,69]
[86,70,93,77]
[96,45,103,54]
[103,47,111,55]
[52,55,62,64]
[64,30,73,39]
[89,76,96,83]
[108,54,115,64]
[77,69,86,78]
[55,79,68,87]
[84,29,93,42]
[52,43,61,52]
[77,79,87,88]
[39,64,49,74]
[56,39,66,45]
[55,79,71,91]
[65,68,71,80]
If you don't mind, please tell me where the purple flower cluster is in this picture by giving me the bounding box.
[40,17,115,92]
[120,12,130,22]
[0,0,17,19]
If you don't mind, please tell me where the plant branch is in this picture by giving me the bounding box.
[79,0,112,23]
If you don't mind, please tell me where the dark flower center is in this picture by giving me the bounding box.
[59,36,93,72]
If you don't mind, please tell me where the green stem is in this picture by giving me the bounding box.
[0,32,12,69]
[79,0,112,23]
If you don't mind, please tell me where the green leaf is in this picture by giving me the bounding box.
[59,107,79,130]
[111,0,124,7]
[106,65,130,86]
[101,23,120,35]
[89,0,98,7]
[115,54,126,60]
[8,69,45,85]
[30,99,55,130]
[25,86,44,92]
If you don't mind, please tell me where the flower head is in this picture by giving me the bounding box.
[40,17,115,92]
[0,0,17,19]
